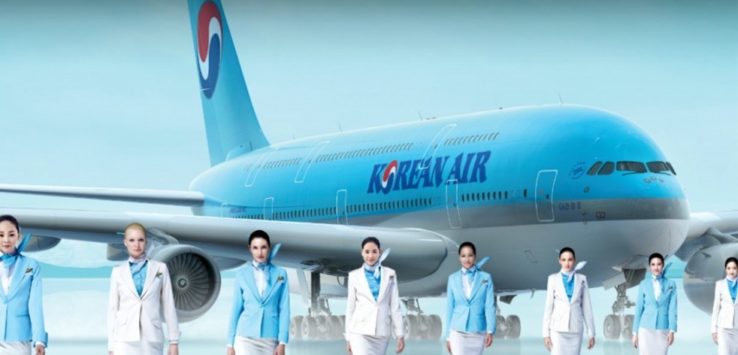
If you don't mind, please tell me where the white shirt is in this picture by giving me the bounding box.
[462,272,473,299]
[653,276,661,300]
[0,264,12,294]
[252,261,267,296]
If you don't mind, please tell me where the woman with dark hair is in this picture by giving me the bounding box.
[107,222,179,355]
[227,230,290,355]
[711,256,738,355]
[632,252,677,355]
[0,214,47,355]
[542,247,595,355]
[444,241,495,355]
[345,236,405,355]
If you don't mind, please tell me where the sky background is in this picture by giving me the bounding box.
[0,0,735,352]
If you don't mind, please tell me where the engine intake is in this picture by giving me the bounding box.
[150,245,221,322]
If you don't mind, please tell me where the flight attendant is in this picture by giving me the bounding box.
[345,237,405,355]
[445,241,495,355]
[107,223,179,355]
[711,257,738,355]
[0,214,47,355]
[227,230,290,355]
[632,252,677,355]
[542,247,596,355]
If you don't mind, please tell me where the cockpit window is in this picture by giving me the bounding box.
[598,162,614,175]
[616,161,646,174]
[647,161,671,174]
[666,162,677,175]
[587,162,602,175]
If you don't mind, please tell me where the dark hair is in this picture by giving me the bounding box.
[726,257,738,268]
[458,241,476,255]
[249,230,271,247]
[559,247,575,259]
[0,215,20,233]
[648,253,665,265]
[361,236,380,249]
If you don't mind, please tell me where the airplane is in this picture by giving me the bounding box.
[1,0,737,342]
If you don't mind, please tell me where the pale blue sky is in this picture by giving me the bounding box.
[0,0,736,214]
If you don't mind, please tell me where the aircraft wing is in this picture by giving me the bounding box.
[0,184,205,206]
[7,207,451,282]
[677,210,738,260]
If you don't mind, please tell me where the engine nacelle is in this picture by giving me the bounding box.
[150,245,221,322]
[683,243,738,314]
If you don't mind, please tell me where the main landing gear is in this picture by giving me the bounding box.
[402,298,442,340]
[495,295,521,339]
[603,283,635,340]
[290,272,345,341]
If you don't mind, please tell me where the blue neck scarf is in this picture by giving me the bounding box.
[0,250,19,270]
[728,277,737,303]
[560,261,587,301]
[363,266,381,300]
[128,257,148,296]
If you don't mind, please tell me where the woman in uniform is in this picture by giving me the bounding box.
[542,247,596,355]
[345,237,405,355]
[0,214,47,355]
[632,252,677,355]
[107,222,179,355]
[711,256,738,355]
[227,230,290,355]
[445,241,495,355]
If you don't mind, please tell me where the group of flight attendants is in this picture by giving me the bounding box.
[0,214,736,355]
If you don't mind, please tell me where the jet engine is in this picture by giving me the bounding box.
[680,237,738,313]
[150,244,221,322]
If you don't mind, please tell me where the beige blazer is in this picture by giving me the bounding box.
[711,279,738,332]
[107,260,179,351]
[345,266,404,339]
[542,273,595,338]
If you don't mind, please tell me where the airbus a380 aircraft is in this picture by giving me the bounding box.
[2,0,737,342]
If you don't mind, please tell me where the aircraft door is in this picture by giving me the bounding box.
[263,197,274,220]
[336,189,348,224]
[535,170,557,222]
[244,150,273,187]
[295,141,329,183]
[445,179,462,229]
[420,124,456,169]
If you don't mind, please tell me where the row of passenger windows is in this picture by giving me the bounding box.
[316,143,414,163]
[347,198,432,214]
[264,158,302,169]
[587,161,677,176]
[460,189,527,202]
[443,132,499,146]
[237,198,434,221]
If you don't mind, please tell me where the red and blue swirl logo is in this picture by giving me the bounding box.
[197,1,223,98]
[381,160,399,189]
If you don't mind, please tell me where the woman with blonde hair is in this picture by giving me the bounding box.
[107,223,179,355]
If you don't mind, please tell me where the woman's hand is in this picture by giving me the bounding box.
[168,343,179,355]
[446,340,452,354]
[484,334,493,347]
[274,343,285,355]
[587,337,595,349]
[227,346,235,355]
[346,341,352,354]
[712,332,718,345]
[667,332,674,346]
[543,336,552,351]
[395,337,405,353]
[632,335,638,349]
[35,344,45,355]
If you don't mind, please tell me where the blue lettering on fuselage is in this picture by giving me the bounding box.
[367,151,491,194]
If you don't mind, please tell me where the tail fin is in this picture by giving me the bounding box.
[187,0,269,166]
